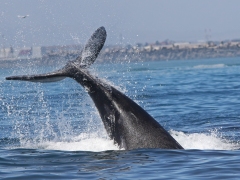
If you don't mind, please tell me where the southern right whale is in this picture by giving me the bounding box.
[6,27,183,150]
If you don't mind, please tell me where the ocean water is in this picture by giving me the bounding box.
[0,57,240,179]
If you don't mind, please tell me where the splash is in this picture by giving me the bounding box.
[13,101,120,152]
[4,78,120,152]
[170,130,239,150]
[20,132,119,152]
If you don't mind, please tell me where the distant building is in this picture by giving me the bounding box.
[173,42,190,49]
[0,48,8,59]
[18,48,32,58]
[32,47,42,58]
[0,46,43,60]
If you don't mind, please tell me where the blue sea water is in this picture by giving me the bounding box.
[0,57,240,179]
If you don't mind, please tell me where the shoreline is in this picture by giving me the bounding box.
[1,43,240,68]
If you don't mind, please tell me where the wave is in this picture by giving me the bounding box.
[193,64,225,69]
[170,130,239,150]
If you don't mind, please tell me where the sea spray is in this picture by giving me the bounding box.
[170,129,240,150]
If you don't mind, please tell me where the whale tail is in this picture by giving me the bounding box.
[5,26,185,150]
[6,26,107,82]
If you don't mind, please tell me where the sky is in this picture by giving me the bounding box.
[1,0,240,48]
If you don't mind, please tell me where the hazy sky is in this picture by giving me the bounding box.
[1,0,240,47]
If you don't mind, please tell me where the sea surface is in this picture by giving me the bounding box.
[0,57,240,179]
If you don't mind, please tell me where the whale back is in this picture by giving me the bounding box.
[65,66,183,150]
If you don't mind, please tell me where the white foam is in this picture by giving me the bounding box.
[18,129,240,151]
[193,64,225,69]
[38,138,118,152]
[170,130,239,150]
[20,133,119,152]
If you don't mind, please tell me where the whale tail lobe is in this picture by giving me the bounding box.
[5,26,107,82]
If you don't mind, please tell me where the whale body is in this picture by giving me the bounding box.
[6,27,183,150]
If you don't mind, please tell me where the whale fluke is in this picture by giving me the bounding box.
[6,26,106,83]
[73,26,106,68]
[5,69,66,82]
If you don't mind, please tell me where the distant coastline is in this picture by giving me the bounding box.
[98,41,240,62]
[1,40,240,68]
